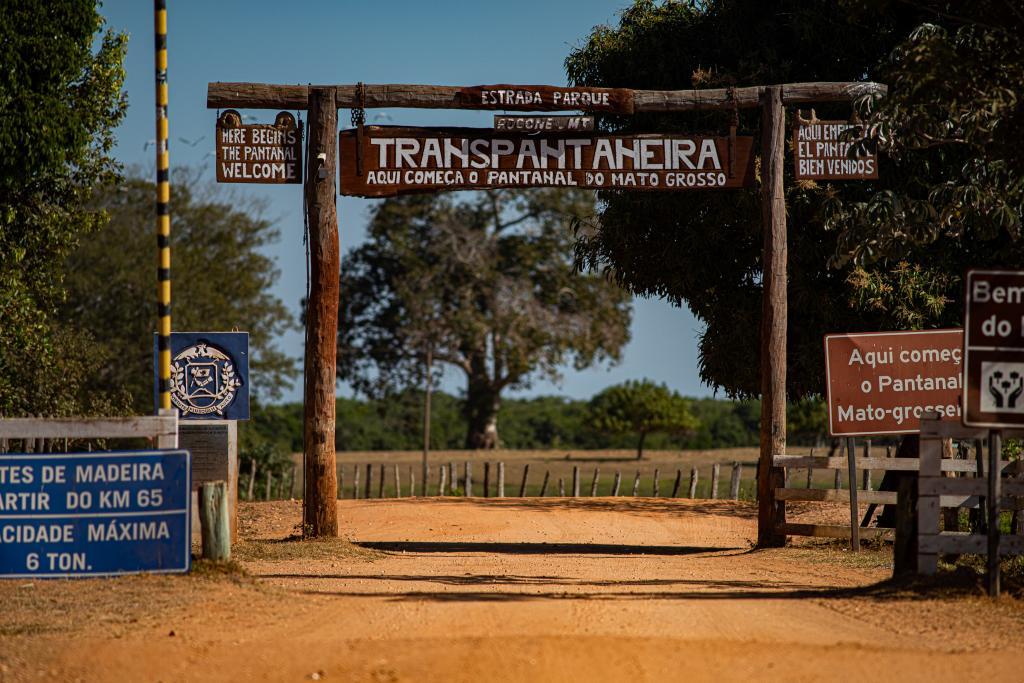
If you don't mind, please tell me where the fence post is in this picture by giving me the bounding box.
[917,421,942,575]
[518,464,530,497]
[846,436,860,552]
[497,461,505,497]
[612,470,621,496]
[540,470,550,497]
[483,462,491,498]
[590,468,600,497]
[464,461,472,497]
[988,430,1002,598]
[631,471,641,497]
[652,468,660,497]
[893,474,918,576]
[199,481,231,561]
[671,469,682,498]
[558,477,565,496]
[806,447,814,489]
[862,440,872,491]
[265,471,273,501]
[572,466,580,497]
[439,463,448,496]
[408,466,415,497]
[378,464,385,498]
[449,461,457,494]
[688,467,698,498]
[353,464,360,499]
[711,463,720,500]
[247,459,257,501]
[289,463,297,499]
[834,468,842,490]
[365,463,373,499]
[730,462,741,500]
[394,463,401,498]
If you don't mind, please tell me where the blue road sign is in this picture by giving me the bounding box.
[154,331,250,420]
[0,450,191,578]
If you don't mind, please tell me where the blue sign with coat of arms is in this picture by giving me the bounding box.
[154,332,249,420]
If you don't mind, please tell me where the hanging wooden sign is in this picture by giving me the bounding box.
[494,115,595,132]
[793,120,877,180]
[457,85,634,114]
[215,110,302,184]
[339,126,755,197]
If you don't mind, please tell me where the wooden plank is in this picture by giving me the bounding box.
[0,416,177,441]
[777,523,893,540]
[773,454,986,472]
[775,487,896,504]
[207,81,888,112]
[338,127,756,197]
[919,533,1024,556]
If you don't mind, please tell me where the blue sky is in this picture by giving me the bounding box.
[98,0,712,403]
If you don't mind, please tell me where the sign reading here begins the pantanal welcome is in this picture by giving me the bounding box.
[794,120,877,181]
[339,127,755,197]
[824,329,964,436]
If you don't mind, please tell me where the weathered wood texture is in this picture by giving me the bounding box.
[773,454,988,472]
[711,463,720,500]
[688,467,698,498]
[590,468,600,497]
[0,415,177,444]
[198,481,231,561]
[207,81,886,112]
[729,463,741,500]
[302,88,339,537]
[777,523,894,541]
[611,470,621,497]
[497,461,505,498]
[518,464,529,497]
[846,437,860,551]
[757,85,787,547]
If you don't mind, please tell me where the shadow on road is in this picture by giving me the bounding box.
[351,541,741,555]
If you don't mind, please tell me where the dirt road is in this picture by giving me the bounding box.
[2,498,1022,682]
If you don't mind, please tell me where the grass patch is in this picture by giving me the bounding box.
[233,536,381,563]
[783,539,894,571]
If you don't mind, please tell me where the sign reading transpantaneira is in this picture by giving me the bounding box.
[793,120,877,181]
[216,110,302,184]
[339,126,755,197]
[963,269,1024,428]
[824,329,964,436]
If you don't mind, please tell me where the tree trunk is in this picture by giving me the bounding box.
[421,348,432,496]
[464,357,500,449]
[636,431,647,460]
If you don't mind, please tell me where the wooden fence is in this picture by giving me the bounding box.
[0,414,178,450]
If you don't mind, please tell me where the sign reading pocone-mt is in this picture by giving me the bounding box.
[824,329,964,436]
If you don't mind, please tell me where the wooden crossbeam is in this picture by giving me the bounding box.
[776,522,893,540]
[0,416,177,441]
[207,81,887,112]
[773,454,989,473]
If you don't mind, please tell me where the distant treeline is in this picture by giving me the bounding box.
[241,391,828,455]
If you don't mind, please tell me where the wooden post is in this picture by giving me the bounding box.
[408,465,415,497]
[652,468,660,497]
[247,459,257,501]
[540,470,550,497]
[449,461,457,494]
[364,463,372,499]
[846,437,860,552]
[572,466,580,497]
[497,461,505,497]
[394,463,401,498]
[671,469,682,498]
[518,464,529,497]
[988,430,1001,598]
[558,477,565,496]
[199,481,230,561]
[438,463,447,496]
[483,461,491,498]
[464,461,472,497]
[631,471,641,497]
[893,474,918,576]
[612,470,621,497]
[688,467,698,498]
[806,447,814,489]
[730,462,742,500]
[757,84,787,547]
[834,468,842,489]
[711,463,720,500]
[265,471,272,501]
[302,86,339,537]
[353,463,360,499]
[421,348,432,497]
[590,468,600,497]
[862,440,872,491]
[378,464,385,498]
[289,463,297,499]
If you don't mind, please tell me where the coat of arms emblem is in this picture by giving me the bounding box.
[169,343,243,416]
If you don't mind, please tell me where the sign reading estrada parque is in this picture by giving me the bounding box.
[339,126,755,197]
[824,329,964,436]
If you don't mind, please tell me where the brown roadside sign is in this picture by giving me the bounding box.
[216,110,302,184]
[457,85,634,114]
[963,269,1024,427]
[824,329,964,436]
[793,120,877,181]
[339,126,755,197]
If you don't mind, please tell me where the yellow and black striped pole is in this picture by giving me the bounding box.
[154,0,172,412]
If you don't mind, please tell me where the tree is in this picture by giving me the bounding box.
[824,0,1024,312]
[587,380,698,459]
[565,0,939,399]
[0,1,127,416]
[337,189,632,449]
[61,168,297,413]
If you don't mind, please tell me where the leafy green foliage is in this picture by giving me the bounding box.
[565,0,942,399]
[825,1,1024,310]
[337,189,632,448]
[587,380,699,458]
[62,168,298,412]
[0,0,127,416]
